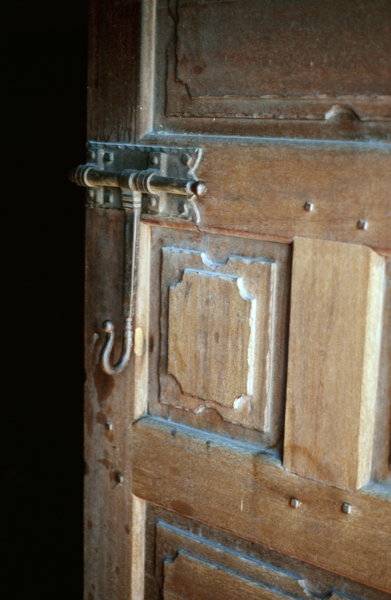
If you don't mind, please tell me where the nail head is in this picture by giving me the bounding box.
[290,498,300,508]
[357,219,368,230]
[342,503,352,514]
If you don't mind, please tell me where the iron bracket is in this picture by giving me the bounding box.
[72,142,205,224]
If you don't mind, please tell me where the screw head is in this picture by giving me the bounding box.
[342,503,352,514]
[357,219,368,230]
[105,421,113,431]
[87,150,96,160]
[116,473,124,484]
[304,202,314,212]
[290,498,300,508]
[150,154,160,166]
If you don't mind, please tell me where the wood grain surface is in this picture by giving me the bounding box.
[171,0,391,120]
[132,415,391,593]
[146,505,391,600]
[284,237,385,491]
[144,227,291,448]
[141,138,391,253]
[163,550,296,600]
[87,0,142,143]
[84,208,136,600]
[164,248,276,431]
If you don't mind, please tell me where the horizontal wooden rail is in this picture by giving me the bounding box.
[132,416,391,592]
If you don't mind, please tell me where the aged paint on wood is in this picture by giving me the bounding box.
[284,237,385,491]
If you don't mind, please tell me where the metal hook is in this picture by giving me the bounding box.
[100,192,141,375]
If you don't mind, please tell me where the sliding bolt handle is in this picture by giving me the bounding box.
[68,166,207,198]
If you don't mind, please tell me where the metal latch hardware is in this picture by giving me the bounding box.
[69,143,206,375]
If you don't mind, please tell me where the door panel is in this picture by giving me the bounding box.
[145,506,390,600]
[139,227,291,447]
[132,416,391,592]
[155,0,391,141]
[284,237,384,491]
[84,0,391,598]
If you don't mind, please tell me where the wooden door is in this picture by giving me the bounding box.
[83,1,391,599]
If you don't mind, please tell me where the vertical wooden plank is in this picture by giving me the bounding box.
[131,222,151,599]
[87,0,142,143]
[372,257,391,483]
[84,208,135,600]
[85,0,144,597]
[284,237,384,491]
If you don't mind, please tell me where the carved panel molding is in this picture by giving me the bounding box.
[167,0,391,124]
[161,248,276,431]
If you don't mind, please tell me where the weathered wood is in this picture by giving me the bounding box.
[132,416,391,592]
[154,0,391,141]
[145,227,291,448]
[165,248,276,431]
[163,550,297,600]
[84,208,135,600]
[284,238,385,491]
[141,139,391,253]
[87,0,142,142]
[146,505,391,600]
[155,522,321,599]
[372,257,391,483]
[85,1,391,597]
[170,0,391,122]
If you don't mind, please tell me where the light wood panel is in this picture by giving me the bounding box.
[163,550,296,600]
[132,416,391,593]
[147,228,291,448]
[164,248,276,431]
[155,522,326,599]
[146,506,391,600]
[284,237,385,491]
